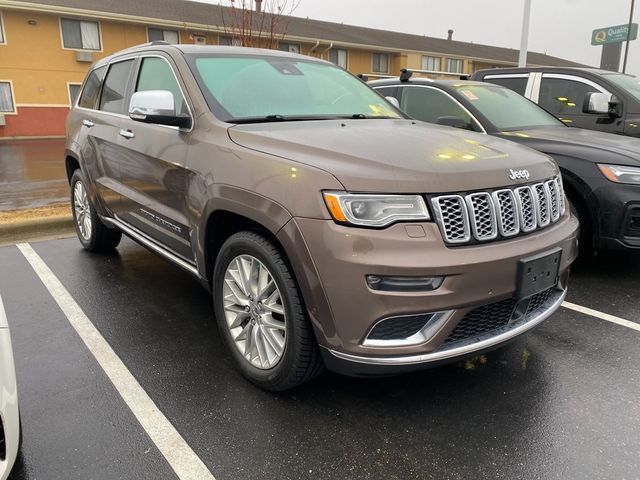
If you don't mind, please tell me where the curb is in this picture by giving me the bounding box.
[0,210,74,245]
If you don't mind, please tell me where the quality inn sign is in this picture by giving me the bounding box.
[591,23,638,45]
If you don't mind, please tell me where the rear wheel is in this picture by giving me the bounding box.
[213,231,324,391]
[70,169,122,252]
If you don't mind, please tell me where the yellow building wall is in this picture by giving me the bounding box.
[0,10,148,105]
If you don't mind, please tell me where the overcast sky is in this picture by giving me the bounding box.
[197,0,639,76]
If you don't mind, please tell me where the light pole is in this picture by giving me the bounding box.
[623,0,636,73]
[518,0,532,67]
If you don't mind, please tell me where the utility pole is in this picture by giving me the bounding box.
[518,0,532,67]
[623,0,636,73]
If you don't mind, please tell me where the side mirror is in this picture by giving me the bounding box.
[129,90,192,129]
[582,92,611,115]
[436,115,469,130]
[385,96,400,109]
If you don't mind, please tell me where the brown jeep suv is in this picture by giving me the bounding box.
[65,43,579,390]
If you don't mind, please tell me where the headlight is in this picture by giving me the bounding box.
[598,164,640,185]
[323,192,430,227]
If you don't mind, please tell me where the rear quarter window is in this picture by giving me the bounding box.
[78,65,106,110]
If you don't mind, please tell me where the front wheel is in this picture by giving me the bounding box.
[213,231,324,391]
[70,169,122,252]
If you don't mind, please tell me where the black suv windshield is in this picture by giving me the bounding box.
[186,54,402,123]
[453,84,564,131]
[602,72,640,102]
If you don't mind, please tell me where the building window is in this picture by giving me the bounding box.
[328,48,348,69]
[219,35,242,46]
[148,28,179,44]
[446,58,464,73]
[0,12,6,44]
[372,53,389,74]
[60,18,101,50]
[0,81,15,113]
[68,83,82,106]
[421,55,441,72]
[279,42,300,54]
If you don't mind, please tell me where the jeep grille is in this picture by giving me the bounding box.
[432,176,565,245]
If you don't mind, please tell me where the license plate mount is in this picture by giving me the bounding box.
[516,248,562,299]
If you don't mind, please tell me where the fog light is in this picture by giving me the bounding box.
[366,275,444,292]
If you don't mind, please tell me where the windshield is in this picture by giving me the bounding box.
[452,84,564,131]
[186,54,401,123]
[602,72,640,102]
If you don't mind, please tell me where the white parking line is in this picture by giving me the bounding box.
[17,243,217,480]
[562,301,640,332]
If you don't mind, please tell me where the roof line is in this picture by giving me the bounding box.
[0,0,584,67]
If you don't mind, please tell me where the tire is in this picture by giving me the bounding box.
[213,231,324,391]
[70,169,122,252]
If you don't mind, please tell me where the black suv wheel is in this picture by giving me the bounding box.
[213,231,324,391]
[70,170,122,252]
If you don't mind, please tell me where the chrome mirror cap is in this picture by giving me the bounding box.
[129,90,176,119]
[583,91,610,115]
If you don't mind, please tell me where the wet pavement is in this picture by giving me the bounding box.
[0,140,67,211]
[0,237,639,480]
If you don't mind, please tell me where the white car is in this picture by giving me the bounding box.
[0,296,19,480]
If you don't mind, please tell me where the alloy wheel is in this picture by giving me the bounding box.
[73,180,92,241]
[222,254,287,369]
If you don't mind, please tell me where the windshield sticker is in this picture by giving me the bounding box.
[460,90,479,101]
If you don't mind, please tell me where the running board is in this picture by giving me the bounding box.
[102,216,200,278]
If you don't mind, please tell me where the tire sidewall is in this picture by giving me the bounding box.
[213,234,301,388]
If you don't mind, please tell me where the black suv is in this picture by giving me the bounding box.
[471,67,640,138]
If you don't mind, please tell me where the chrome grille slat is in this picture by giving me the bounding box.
[533,183,551,227]
[466,193,498,241]
[432,195,471,243]
[492,189,520,237]
[433,175,564,245]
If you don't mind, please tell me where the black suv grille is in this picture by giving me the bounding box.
[441,287,560,349]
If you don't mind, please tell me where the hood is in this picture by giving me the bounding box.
[497,127,640,165]
[228,119,557,193]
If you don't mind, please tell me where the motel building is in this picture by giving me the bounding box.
[0,0,584,139]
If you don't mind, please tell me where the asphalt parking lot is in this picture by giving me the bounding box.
[1,236,639,480]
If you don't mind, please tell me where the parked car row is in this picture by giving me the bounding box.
[371,71,640,252]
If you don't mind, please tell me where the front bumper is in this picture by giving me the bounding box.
[279,210,579,375]
[0,306,19,480]
[590,181,640,250]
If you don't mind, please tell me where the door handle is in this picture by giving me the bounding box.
[119,129,135,139]
[82,119,94,128]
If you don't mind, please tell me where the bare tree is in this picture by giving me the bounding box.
[217,0,302,49]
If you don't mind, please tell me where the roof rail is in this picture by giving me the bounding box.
[357,73,369,82]
[149,40,171,46]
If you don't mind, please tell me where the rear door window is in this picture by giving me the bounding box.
[78,65,106,110]
[99,59,135,115]
[484,76,528,96]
